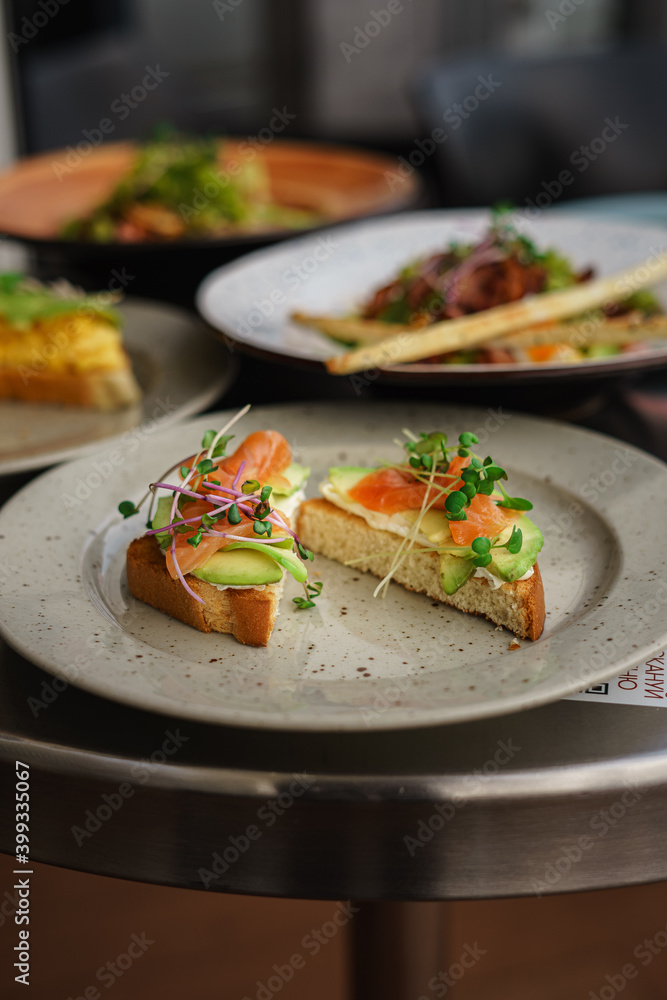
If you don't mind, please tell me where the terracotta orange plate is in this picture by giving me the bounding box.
[0,139,420,244]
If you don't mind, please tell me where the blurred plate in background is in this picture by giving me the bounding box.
[197,210,667,385]
[0,298,235,476]
[0,140,420,302]
[0,139,419,243]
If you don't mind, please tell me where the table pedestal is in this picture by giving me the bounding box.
[350,901,445,1000]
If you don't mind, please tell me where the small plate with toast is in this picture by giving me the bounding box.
[1,403,666,730]
[0,294,235,476]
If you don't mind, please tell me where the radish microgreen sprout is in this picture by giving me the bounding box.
[293,581,323,610]
[117,404,321,611]
[368,428,535,597]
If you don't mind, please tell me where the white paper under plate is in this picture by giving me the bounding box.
[1,403,667,730]
[569,652,667,706]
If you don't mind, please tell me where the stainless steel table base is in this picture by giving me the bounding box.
[350,901,445,1000]
[4,657,667,900]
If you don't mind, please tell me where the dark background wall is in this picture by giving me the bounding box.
[3,0,662,148]
[3,0,666,209]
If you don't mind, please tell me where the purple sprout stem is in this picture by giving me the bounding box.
[200,530,286,544]
[144,514,207,537]
[202,481,261,501]
[232,460,247,490]
[266,509,298,540]
[166,457,206,602]
[204,483,261,503]
[154,480,264,507]
[145,498,286,546]
[169,535,205,604]
[233,503,297,540]
[205,480,261,497]
[152,483,300,543]
[153,472,305,599]
[152,481,216,502]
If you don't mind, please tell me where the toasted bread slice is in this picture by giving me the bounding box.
[0,361,141,410]
[0,284,141,410]
[297,497,545,641]
[126,535,284,647]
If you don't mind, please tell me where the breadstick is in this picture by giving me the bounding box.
[291,311,413,344]
[491,314,667,350]
[325,252,667,374]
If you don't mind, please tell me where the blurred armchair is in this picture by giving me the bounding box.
[412,45,667,208]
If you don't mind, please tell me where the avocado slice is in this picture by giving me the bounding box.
[151,495,301,575]
[223,541,308,582]
[487,517,544,582]
[435,516,543,588]
[402,508,455,546]
[267,463,311,497]
[439,553,475,595]
[327,466,375,499]
[193,548,283,586]
[152,496,177,546]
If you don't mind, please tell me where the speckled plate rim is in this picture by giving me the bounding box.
[196,210,667,383]
[1,403,667,731]
[0,298,237,477]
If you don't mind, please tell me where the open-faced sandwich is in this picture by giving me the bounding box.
[292,207,667,375]
[297,428,545,640]
[120,408,319,646]
[62,133,319,243]
[0,273,140,409]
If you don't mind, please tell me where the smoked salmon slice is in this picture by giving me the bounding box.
[348,456,468,514]
[448,494,515,546]
[347,456,515,547]
[165,430,292,578]
[165,501,284,578]
[181,430,292,492]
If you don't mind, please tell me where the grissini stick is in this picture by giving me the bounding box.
[489,314,667,350]
[291,310,413,344]
[294,310,667,352]
[325,251,667,374]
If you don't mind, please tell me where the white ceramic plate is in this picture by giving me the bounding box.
[0,298,236,476]
[1,403,666,731]
[196,211,667,382]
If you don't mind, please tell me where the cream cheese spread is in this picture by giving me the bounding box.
[320,481,434,548]
[473,564,534,590]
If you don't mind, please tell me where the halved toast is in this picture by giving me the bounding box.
[0,275,141,410]
[0,362,141,410]
[126,535,284,647]
[297,497,545,641]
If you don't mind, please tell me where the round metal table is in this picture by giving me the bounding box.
[1,638,666,997]
[2,372,667,998]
